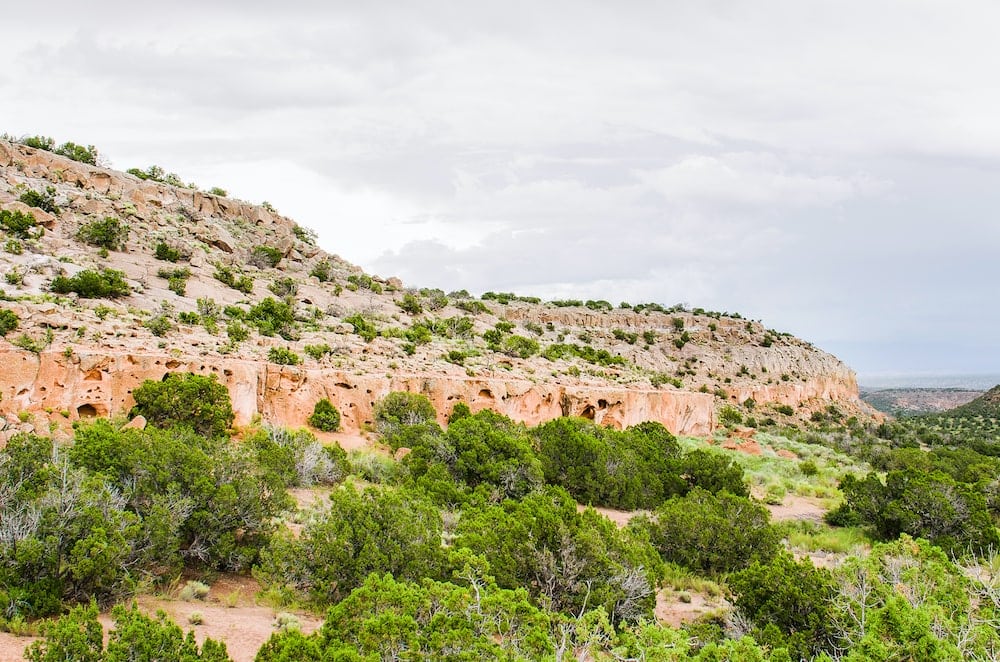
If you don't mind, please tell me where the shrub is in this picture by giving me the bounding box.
[0,208,40,239]
[308,399,341,432]
[396,292,423,315]
[310,259,333,282]
[247,298,296,338]
[5,238,23,254]
[0,309,18,335]
[51,268,131,298]
[344,314,377,342]
[643,488,779,574]
[303,343,333,360]
[267,347,301,365]
[373,391,437,435]
[19,186,59,215]
[249,245,282,268]
[154,241,181,262]
[268,277,298,298]
[208,187,227,197]
[226,321,250,344]
[54,141,99,165]
[76,216,129,250]
[718,405,743,427]
[213,265,253,294]
[130,372,234,438]
[144,314,173,337]
[500,334,539,358]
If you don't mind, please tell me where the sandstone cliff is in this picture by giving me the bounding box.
[0,139,869,441]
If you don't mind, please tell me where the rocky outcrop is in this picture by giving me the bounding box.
[0,348,715,440]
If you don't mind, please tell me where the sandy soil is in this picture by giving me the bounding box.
[576,504,648,528]
[655,589,729,628]
[766,494,827,522]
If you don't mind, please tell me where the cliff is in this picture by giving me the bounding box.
[0,138,869,441]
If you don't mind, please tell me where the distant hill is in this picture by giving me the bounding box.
[860,388,983,416]
[942,385,1000,418]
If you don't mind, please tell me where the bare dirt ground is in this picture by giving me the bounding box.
[655,589,729,629]
[0,576,322,662]
[766,494,827,522]
[576,504,647,527]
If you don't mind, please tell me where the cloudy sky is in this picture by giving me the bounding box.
[5,1,999,380]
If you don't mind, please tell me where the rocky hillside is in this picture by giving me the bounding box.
[0,138,868,442]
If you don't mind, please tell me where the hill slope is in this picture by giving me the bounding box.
[0,138,869,441]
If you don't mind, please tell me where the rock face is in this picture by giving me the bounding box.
[0,138,872,441]
[0,348,715,438]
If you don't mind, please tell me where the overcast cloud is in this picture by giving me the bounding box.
[6,1,1000,378]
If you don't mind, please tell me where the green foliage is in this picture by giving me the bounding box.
[157,267,191,296]
[51,268,130,298]
[303,343,332,360]
[0,208,40,239]
[308,399,341,432]
[501,334,540,358]
[249,245,283,269]
[212,265,254,294]
[268,277,298,299]
[247,297,296,339]
[729,553,836,658]
[208,186,228,196]
[244,426,347,487]
[19,187,59,215]
[534,418,684,509]
[256,573,553,661]
[53,141,99,165]
[143,313,173,337]
[76,217,130,251]
[373,391,437,436]
[641,488,779,574]
[267,347,301,365]
[396,292,423,315]
[19,135,56,151]
[456,486,661,621]
[26,601,232,661]
[613,328,639,344]
[255,484,446,605]
[154,241,181,262]
[346,273,382,293]
[585,299,613,311]
[226,321,249,344]
[344,313,377,342]
[0,308,18,335]
[130,372,234,439]
[541,343,627,367]
[309,258,333,282]
[455,299,490,314]
[126,165,187,187]
[718,405,743,427]
[406,410,544,499]
[292,224,317,244]
[837,469,999,555]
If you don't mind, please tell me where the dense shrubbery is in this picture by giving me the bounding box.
[26,602,231,661]
[249,245,283,268]
[833,468,998,554]
[50,268,131,298]
[130,372,234,438]
[639,488,779,574]
[373,391,438,436]
[255,484,446,605]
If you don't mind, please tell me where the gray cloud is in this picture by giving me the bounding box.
[6,1,1000,377]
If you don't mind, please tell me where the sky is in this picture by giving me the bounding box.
[4,1,999,380]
